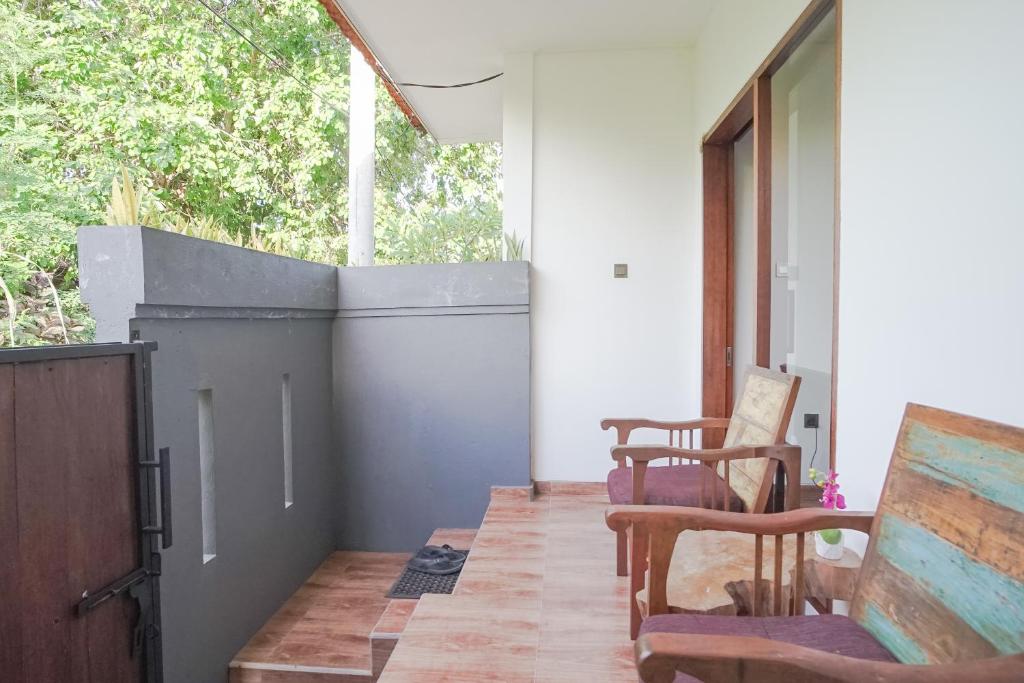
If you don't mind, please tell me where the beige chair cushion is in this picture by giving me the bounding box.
[716,367,799,511]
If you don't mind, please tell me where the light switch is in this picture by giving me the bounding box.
[614,263,628,278]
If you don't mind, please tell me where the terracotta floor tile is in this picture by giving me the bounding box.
[232,550,409,675]
[426,528,478,549]
[379,493,634,682]
[236,495,633,683]
[372,599,417,636]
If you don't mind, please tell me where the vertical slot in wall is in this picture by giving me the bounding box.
[282,373,294,508]
[198,388,217,563]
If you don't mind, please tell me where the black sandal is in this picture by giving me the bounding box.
[414,544,467,562]
[406,554,466,575]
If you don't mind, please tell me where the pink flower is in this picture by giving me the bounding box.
[817,471,847,510]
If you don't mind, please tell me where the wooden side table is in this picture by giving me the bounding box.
[800,547,862,614]
[636,531,862,618]
[636,530,798,617]
[716,546,862,616]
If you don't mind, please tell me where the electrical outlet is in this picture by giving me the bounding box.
[804,413,820,429]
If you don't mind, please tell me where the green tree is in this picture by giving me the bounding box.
[0,0,502,345]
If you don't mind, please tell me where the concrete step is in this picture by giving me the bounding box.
[368,528,477,679]
[228,551,407,683]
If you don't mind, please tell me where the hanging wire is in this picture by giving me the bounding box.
[397,73,503,89]
[808,425,820,470]
[191,0,348,119]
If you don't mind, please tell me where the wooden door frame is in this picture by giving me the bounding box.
[701,0,839,464]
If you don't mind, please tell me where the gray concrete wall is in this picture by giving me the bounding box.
[334,262,531,551]
[78,228,532,679]
[79,227,337,683]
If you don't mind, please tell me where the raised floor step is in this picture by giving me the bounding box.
[376,489,635,682]
[229,551,407,682]
[368,528,477,678]
[230,529,477,683]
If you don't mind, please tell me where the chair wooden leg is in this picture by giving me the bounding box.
[617,529,628,577]
[630,598,641,640]
[630,525,648,640]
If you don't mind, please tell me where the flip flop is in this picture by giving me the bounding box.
[414,544,467,562]
[406,554,466,575]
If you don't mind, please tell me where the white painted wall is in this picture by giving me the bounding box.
[502,53,534,258]
[694,0,812,135]
[837,0,1024,510]
[520,47,700,482]
[500,0,1024,492]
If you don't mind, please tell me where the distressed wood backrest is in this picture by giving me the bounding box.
[717,366,800,512]
[850,404,1024,664]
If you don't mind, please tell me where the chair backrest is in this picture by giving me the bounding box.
[851,404,1024,664]
[716,366,800,512]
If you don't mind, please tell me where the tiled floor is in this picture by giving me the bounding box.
[369,528,478,678]
[230,551,409,681]
[379,489,636,682]
[231,528,479,682]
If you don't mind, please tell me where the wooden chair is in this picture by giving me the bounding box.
[606,404,1024,682]
[603,366,801,578]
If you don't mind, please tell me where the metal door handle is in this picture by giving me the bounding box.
[141,447,173,549]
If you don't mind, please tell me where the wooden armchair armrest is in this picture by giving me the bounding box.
[611,443,799,466]
[605,505,874,535]
[636,633,1024,683]
[610,444,756,465]
[601,417,732,445]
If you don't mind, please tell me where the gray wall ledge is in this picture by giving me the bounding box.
[337,260,529,312]
[79,226,338,341]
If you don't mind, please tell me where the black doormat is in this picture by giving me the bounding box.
[386,551,469,599]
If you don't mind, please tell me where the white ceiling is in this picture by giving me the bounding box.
[335,0,715,144]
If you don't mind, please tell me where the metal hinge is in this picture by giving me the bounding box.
[726,346,733,368]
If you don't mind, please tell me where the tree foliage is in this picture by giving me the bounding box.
[0,0,502,345]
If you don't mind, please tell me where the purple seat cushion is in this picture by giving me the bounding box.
[640,614,897,682]
[607,464,743,511]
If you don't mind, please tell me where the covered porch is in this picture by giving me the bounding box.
[3,0,1022,682]
[234,0,1024,679]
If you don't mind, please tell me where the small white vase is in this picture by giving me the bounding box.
[815,530,844,560]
